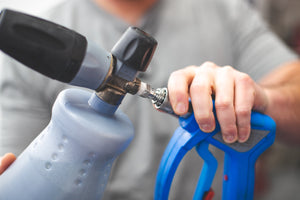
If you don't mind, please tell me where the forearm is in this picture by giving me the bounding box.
[260,60,300,144]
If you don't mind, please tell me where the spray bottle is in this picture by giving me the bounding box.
[0,9,157,200]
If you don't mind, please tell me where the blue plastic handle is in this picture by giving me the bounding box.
[154,109,276,200]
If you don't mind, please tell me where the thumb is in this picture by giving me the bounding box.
[0,153,16,175]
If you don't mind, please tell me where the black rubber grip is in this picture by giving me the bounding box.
[0,9,87,83]
[111,27,157,72]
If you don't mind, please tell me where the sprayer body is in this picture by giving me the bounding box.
[0,89,134,200]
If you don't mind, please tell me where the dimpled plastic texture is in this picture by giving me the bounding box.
[0,88,134,200]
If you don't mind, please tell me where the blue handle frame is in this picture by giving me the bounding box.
[154,110,276,200]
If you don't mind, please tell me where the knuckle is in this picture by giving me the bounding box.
[201,61,217,69]
[215,99,232,111]
[190,82,205,92]
[185,65,198,70]
[222,65,234,72]
[236,108,251,119]
[190,81,213,95]
[236,73,253,85]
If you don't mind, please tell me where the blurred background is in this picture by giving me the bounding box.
[0,0,65,15]
[0,0,299,199]
[253,0,300,55]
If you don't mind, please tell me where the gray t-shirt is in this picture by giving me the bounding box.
[0,0,298,199]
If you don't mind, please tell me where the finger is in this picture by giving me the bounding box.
[234,73,254,142]
[168,66,197,115]
[215,66,238,143]
[190,62,216,132]
[0,153,16,175]
[252,84,269,113]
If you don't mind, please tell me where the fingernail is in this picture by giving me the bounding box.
[239,135,248,142]
[175,102,186,114]
[224,135,235,143]
[200,123,214,133]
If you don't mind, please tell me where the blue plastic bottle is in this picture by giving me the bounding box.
[0,88,134,200]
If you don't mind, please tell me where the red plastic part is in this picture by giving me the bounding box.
[203,188,214,200]
[224,174,229,181]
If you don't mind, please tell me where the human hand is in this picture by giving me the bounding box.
[168,62,269,143]
[0,153,16,175]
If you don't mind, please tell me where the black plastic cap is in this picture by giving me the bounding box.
[0,9,87,83]
[111,27,157,72]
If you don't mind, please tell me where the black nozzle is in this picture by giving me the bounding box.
[111,27,157,72]
[0,9,87,83]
